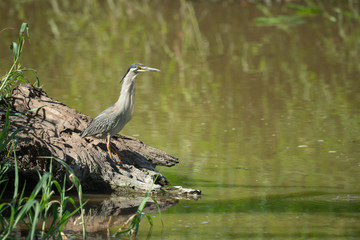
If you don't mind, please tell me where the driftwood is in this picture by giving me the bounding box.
[1,83,200,197]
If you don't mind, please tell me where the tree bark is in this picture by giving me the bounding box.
[2,83,195,195]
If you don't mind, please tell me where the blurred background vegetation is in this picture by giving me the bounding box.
[1,0,359,239]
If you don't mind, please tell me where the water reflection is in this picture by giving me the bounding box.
[69,195,178,237]
[1,0,360,239]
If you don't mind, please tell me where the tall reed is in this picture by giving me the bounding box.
[0,22,39,102]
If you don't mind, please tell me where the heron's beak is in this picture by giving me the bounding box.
[141,66,160,72]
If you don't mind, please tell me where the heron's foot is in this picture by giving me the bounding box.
[105,140,123,165]
[109,143,123,165]
[106,151,123,165]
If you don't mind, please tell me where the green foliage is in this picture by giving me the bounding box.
[0,22,39,102]
[287,2,322,15]
[255,15,305,25]
[0,105,86,239]
[254,0,358,27]
[0,22,86,239]
[254,3,313,26]
[0,155,87,239]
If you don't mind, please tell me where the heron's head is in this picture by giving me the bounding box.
[121,63,160,82]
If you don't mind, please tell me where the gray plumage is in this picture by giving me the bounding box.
[80,63,160,159]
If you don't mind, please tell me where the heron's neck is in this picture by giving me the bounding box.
[116,74,137,107]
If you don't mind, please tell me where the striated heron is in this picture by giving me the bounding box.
[80,63,160,161]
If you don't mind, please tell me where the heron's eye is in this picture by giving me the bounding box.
[136,66,142,70]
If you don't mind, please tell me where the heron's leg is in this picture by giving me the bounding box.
[109,143,123,163]
[106,135,114,160]
[106,135,122,164]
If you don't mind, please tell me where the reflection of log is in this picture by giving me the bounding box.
[66,196,179,234]
[11,196,179,236]
[2,83,193,194]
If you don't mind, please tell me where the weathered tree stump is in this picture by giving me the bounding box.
[1,83,200,196]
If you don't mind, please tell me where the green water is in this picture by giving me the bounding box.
[1,0,360,239]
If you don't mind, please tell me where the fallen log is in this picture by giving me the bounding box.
[1,83,199,196]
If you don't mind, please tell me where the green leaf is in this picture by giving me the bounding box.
[288,3,322,15]
[254,16,305,25]
[151,197,164,227]
[19,22,29,36]
[9,42,18,62]
[144,213,153,226]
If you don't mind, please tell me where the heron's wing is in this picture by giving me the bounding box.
[80,105,123,138]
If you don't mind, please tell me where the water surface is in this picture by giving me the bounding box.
[1,0,359,239]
